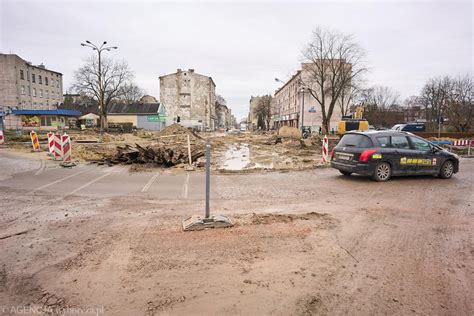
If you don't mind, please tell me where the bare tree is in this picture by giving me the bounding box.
[253,95,273,130]
[420,76,451,127]
[339,83,359,117]
[357,86,402,127]
[72,55,133,128]
[301,27,367,133]
[445,75,473,132]
[216,94,227,106]
[359,85,400,111]
[118,83,145,104]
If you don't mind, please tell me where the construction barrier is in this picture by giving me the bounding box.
[452,139,472,146]
[0,130,4,144]
[30,131,40,151]
[47,131,55,155]
[322,135,329,163]
[53,133,62,160]
[61,133,71,162]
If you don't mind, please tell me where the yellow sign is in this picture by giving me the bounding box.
[372,154,382,159]
[400,157,436,165]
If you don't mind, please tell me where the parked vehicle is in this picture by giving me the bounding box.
[391,123,425,132]
[330,130,459,181]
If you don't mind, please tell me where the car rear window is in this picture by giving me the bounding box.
[338,134,373,148]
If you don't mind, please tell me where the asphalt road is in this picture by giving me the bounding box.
[0,150,473,315]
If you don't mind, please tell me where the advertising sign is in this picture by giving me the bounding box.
[21,115,40,127]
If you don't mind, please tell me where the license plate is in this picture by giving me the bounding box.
[337,153,353,161]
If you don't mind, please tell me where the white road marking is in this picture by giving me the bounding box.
[182,173,190,199]
[34,160,45,176]
[30,169,91,193]
[67,172,113,196]
[141,172,160,193]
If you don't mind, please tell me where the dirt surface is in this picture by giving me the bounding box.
[3,130,339,171]
[0,151,472,315]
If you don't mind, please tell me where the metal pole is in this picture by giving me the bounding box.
[187,134,192,165]
[205,143,211,219]
[98,49,104,143]
[301,88,305,133]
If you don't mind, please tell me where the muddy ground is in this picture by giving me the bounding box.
[0,150,472,315]
[4,129,338,172]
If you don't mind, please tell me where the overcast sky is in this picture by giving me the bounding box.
[1,0,472,120]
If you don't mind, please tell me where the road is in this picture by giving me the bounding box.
[0,150,473,315]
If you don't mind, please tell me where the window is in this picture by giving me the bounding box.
[51,91,54,99]
[39,75,42,84]
[20,70,24,80]
[45,77,48,86]
[27,70,30,81]
[339,134,373,148]
[32,74,36,83]
[376,136,390,148]
[39,89,43,98]
[21,85,25,95]
[28,86,31,96]
[391,136,410,149]
[46,91,49,99]
[409,137,431,151]
[33,88,37,97]
[56,79,59,88]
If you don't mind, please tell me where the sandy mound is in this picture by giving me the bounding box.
[278,126,301,139]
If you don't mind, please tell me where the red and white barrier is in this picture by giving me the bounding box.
[30,131,40,151]
[47,132,54,155]
[452,139,472,146]
[0,130,4,144]
[61,134,71,162]
[322,135,329,163]
[53,133,62,160]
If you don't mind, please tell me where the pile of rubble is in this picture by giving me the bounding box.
[91,124,206,167]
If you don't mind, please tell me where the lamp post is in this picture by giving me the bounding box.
[275,78,288,129]
[80,40,118,142]
[300,87,305,134]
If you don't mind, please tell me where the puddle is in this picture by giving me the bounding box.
[220,143,251,170]
[219,143,274,171]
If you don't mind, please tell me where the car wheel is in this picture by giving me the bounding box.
[339,170,352,176]
[439,160,454,179]
[372,162,391,182]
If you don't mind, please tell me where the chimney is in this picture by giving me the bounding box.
[177,68,182,73]
[188,69,194,73]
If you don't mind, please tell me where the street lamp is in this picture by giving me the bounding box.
[80,40,118,141]
[274,78,288,129]
[300,87,305,134]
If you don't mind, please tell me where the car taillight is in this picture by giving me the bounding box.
[359,149,377,163]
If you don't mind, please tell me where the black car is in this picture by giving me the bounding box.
[330,131,459,181]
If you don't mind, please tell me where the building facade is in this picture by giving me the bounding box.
[248,96,261,130]
[273,63,345,133]
[0,54,63,112]
[159,68,216,131]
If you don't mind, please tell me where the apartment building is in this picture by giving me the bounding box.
[273,62,346,132]
[0,54,63,112]
[159,68,216,131]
